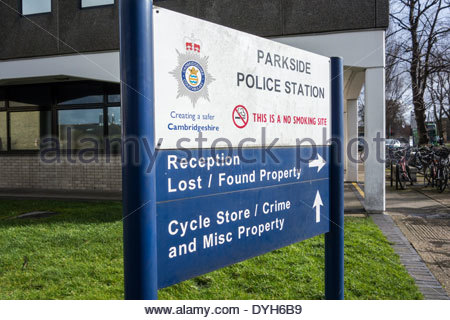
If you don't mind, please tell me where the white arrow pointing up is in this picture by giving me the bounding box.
[309,154,326,173]
[312,191,323,223]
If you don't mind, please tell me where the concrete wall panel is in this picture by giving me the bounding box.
[0,0,58,59]
[0,0,389,60]
[196,0,282,36]
[376,0,390,28]
[157,0,198,17]
[283,0,376,35]
[58,0,119,54]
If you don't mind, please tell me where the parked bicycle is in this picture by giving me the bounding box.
[425,147,449,192]
[391,147,414,190]
[388,145,449,192]
[408,146,449,193]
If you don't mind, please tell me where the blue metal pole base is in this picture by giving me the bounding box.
[120,0,158,300]
[325,57,344,300]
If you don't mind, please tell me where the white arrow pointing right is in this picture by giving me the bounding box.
[309,154,326,173]
[312,190,323,223]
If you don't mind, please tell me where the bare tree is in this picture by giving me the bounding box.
[358,89,365,128]
[385,23,408,138]
[385,28,405,104]
[428,69,450,138]
[390,0,450,145]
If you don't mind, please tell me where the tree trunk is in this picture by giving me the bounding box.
[411,57,428,145]
[433,103,444,139]
[414,101,429,145]
[409,0,429,146]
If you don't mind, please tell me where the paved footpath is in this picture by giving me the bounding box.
[350,174,449,299]
[385,185,450,299]
[371,213,449,300]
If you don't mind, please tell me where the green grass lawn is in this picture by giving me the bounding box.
[0,199,422,300]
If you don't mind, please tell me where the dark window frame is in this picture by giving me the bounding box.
[80,0,116,10]
[20,0,52,17]
[0,88,6,110]
[0,81,121,155]
[0,110,7,152]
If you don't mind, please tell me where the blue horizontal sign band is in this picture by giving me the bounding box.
[156,146,330,202]
[157,178,329,288]
[156,146,330,288]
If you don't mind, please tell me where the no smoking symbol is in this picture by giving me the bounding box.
[232,105,249,129]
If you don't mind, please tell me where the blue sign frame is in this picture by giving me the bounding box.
[119,0,344,300]
[156,147,330,288]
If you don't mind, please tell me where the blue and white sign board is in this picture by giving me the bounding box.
[154,9,330,147]
[152,8,332,288]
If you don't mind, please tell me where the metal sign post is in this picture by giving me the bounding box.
[119,0,158,300]
[325,57,344,300]
[119,2,344,300]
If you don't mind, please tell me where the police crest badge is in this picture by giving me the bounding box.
[170,35,215,107]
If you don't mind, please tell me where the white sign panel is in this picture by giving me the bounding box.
[154,8,331,149]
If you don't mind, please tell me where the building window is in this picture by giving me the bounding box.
[0,88,5,108]
[107,106,121,152]
[58,109,104,150]
[21,0,51,16]
[10,111,51,150]
[57,83,104,105]
[0,81,120,153]
[108,94,120,103]
[81,0,115,8]
[0,112,6,151]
